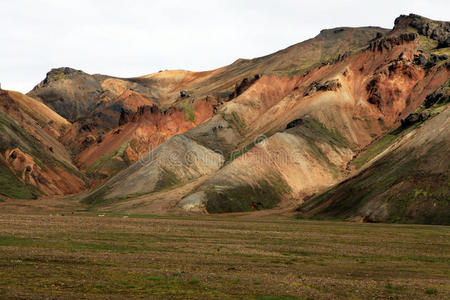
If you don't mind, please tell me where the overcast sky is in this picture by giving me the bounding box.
[1,0,448,93]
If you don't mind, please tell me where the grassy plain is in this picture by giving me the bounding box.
[0,213,449,299]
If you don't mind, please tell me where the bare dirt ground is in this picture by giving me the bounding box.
[0,201,449,299]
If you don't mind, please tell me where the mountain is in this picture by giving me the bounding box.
[26,26,388,181]
[1,14,449,224]
[297,80,449,224]
[0,89,85,198]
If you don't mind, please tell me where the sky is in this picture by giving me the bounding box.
[1,0,449,93]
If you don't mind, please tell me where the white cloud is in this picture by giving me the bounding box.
[0,0,448,92]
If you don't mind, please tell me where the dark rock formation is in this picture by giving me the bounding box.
[413,53,427,66]
[180,90,189,98]
[368,33,418,52]
[423,82,450,108]
[431,54,448,62]
[118,104,185,126]
[286,118,304,129]
[367,93,382,106]
[119,108,134,126]
[304,79,342,96]
[228,75,260,100]
[82,135,96,147]
[394,14,450,48]
[40,67,85,85]
[80,122,97,132]
[401,112,429,128]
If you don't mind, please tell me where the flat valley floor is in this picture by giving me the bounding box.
[0,212,449,299]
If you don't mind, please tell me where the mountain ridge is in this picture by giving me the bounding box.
[0,13,448,224]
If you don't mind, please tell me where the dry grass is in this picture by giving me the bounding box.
[0,213,449,299]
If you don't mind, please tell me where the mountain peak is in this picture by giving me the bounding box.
[394,13,430,25]
[43,67,85,83]
[394,13,449,47]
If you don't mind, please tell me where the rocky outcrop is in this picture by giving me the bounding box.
[40,67,86,86]
[426,54,449,68]
[118,105,180,126]
[3,147,84,196]
[366,60,423,114]
[413,52,428,66]
[82,135,96,147]
[285,118,305,129]
[180,90,189,98]
[394,14,450,48]
[400,112,429,128]
[413,52,448,68]
[177,191,207,213]
[367,33,418,52]
[228,75,260,100]
[423,80,450,108]
[304,79,341,96]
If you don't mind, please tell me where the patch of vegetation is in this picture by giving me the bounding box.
[0,234,141,252]
[0,163,35,199]
[299,138,450,225]
[223,111,246,135]
[353,84,449,170]
[227,132,272,163]
[148,275,166,281]
[425,288,438,295]
[160,104,171,112]
[205,173,291,213]
[94,157,127,179]
[386,154,449,224]
[431,47,450,57]
[180,101,195,122]
[0,112,41,160]
[154,169,183,192]
[47,70,68,81]
[307,118,349,148]
[228,143,254,163]
[86,142,129,175]
[188,279,200,285]
[82,186,111,206]
[53,159,85,181]
[418,35,438,52]
[429,48,450,68]
[307,139,339,179]
[273,63,318,78]
[385,282,407,294]
[299,151,418,220]
[287,117,350,179]
[353,130,402,170]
